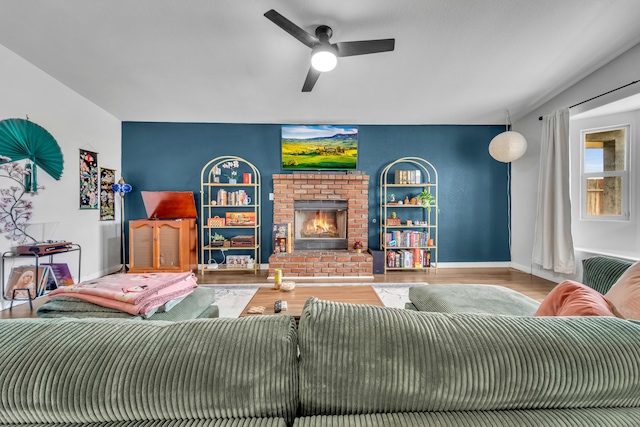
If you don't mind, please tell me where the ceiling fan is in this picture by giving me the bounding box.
[264,9,395,92]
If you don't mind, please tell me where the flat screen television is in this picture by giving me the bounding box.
[281,125,358,170]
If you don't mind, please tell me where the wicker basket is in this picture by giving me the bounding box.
[208,216,225,227]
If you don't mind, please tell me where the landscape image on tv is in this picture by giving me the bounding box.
[281,125,358,170]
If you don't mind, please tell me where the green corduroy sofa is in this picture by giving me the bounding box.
[2,295,640,427]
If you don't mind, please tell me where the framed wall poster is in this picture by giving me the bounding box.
[281,125,358,170]
[79,149,99,209]
[99,167,116,220]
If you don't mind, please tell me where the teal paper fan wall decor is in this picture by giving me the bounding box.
[0,118,64,190]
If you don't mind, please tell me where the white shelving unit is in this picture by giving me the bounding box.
[200,156,261,274]
[379,157,438,272]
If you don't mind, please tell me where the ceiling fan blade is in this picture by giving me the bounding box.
[264,9,318,48]
[302,67,321,92]
[335,39,395,57]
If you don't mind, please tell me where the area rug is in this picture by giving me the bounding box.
[200,283,427,318]
[0,283,427,317]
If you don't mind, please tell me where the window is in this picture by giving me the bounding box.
[581,125,630,220]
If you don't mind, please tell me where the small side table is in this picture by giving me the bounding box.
[1,244,81,310]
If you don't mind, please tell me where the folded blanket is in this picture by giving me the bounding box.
[37,286,217,320]
[49,272,196,304]
[37,296,135,318]
[48,272,198,316]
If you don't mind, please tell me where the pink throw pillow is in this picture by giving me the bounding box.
[535,280,615,317]
[605,261,640,320]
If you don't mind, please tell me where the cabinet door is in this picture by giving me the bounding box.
[130,222,154,269]
[157,222,182,269]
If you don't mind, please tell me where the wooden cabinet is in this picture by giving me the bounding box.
[129,219,197,273]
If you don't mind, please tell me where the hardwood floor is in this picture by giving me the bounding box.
[1,267,556,319]
[196,267,557,302]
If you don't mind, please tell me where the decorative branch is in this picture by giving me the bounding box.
[0,156,41,243]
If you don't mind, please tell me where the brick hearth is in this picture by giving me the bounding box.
[268,173,373,277]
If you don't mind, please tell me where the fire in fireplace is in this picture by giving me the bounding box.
[294,200,348,250]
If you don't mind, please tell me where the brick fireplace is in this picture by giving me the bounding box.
[268,172,373,278]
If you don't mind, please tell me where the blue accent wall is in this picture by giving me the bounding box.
[122,122,510,264]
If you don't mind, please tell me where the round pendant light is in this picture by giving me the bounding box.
[488,131,528,163]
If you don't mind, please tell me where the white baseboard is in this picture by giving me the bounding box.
[511,262,574,284]
[510,262,532,274]
[267,275,375,281]
[436,262,511,268]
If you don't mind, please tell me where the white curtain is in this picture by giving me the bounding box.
[532,108,575,274]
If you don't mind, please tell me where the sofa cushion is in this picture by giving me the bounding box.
[0,316,298,425]
[294,408,640,427]
[605,261,640,320]
[408,284,540,316]
[534,280,615,317]
[298,298,640,416]
[45,420,288,427]
[582,256,633,294]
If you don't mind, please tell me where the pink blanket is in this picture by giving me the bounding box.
[48,272,198,316]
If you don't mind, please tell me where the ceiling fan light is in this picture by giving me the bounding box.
[489,131,527,163]
[311,49,337,72]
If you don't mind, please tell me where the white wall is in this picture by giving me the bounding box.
[0,44,122,281]
[511,41,640,283]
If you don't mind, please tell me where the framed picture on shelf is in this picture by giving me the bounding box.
[272,222,292,253]
[225,212,256,226]
[226,255,252,269]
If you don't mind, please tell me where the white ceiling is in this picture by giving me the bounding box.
[1,0,640,124]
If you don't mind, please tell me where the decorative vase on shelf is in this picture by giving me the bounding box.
[228,178,237,184]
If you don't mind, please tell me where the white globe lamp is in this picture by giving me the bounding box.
[488,131,527,163]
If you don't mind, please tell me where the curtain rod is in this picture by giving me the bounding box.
[538,79,640,120]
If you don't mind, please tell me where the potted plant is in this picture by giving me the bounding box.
[417,189,435,211]
[353,240,363,253]
[210,232,225,247]
[386,193,396,203]
[221,160,239,183]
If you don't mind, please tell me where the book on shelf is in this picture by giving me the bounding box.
[41,263,75,286]
[386,249,430,269]
[216,189,251,206]
[394,170,422,184]
[385,230,429,247]
[4,265,52,299]
[272,222,292,254]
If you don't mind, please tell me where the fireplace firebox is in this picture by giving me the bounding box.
[294,200,348,250]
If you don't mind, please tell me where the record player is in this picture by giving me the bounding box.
[17,240,73,255]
